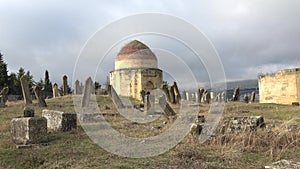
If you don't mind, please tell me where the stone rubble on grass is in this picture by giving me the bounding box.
[224,116,265,133]
[265,159,300,169]
[42,109,77,132]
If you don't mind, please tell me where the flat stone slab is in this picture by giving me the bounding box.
[42,110,77,131]
[11,117,48,145]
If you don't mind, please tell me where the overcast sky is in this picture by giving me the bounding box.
[0,0,299,87]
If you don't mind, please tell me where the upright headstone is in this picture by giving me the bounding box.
[210,91,215,101]
[158,95,176,117]
[186,92,190,101]
[172,82,181,104]
[20,75,32,105]
[203,91,211,104]
[168,86,176,104]
[81,77,93,108]
[0,87,9,107]
[250,91,256,103]
[243,94,249,103]
[215,93,221,102]
[197,88,205,103]
[24,107,34,117]
[52,83,60,98]
[161,84,170,102]
[221,91,226,102]
[232,87,240,101]
[33,86,47,107]
[182,91,187,100]
[62,75,68,96]
[74,80,81,95]
[140,90,146,103]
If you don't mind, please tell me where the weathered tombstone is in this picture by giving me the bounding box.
[232,87,240,101]
[0,87,9,107]
[42,110,77,132]
[203,91,211,104]
[74,80,81,95]
[108,85,125,109]
[221,91,226,102]
[33,86,47,107]
[243,94,249,103]
[210,91,215,101]
[250,91,256,103]
[172,81,181,104]
[81,77,93,108]
[23,107,34,117]
[168,86,176,104]
[158,95,176,117]
[52,83,60,98]
[140,90,146,103]
[145,92,151,111]
[20,75,32,105]
[215,93,221,102]
[62,75,68,96]
[161,84,170,102]
[197,88,205,103]
[11,117,47,145]
[191,93,195,102]
[182,91,187,100]
[186,92,190,101]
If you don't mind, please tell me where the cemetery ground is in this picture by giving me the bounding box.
[0,95,299,168]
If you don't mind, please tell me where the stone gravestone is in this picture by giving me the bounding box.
[221,91,226,102]
[232,87,240,101]
[198,88,205,103]
[181,91,187,100]
[158,95,176,117]
[24,107,34,117]
[215,93,221,102]
[11,117,47,145]
[33,86,47,107]
[20,75,32,105]
[62,75,68,96]
[81,77,93,108]
[168,86,176,104]
[0,87,9,107]
[52,83,60,98]
[243,94,249,103]
[161,84,170,102]
[203,91,211,104]
[74,80,81,95]
[172,81,181,104]
[140,90,146,103]
[250,91,256,103]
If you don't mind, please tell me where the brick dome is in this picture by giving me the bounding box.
[115,40,158,70]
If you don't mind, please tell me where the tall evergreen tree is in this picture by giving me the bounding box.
[0,52,8,89]
[44,70,52,94]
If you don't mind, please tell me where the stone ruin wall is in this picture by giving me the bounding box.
[258,68,300,104]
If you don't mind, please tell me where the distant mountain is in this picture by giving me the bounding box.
[226,79,258,90]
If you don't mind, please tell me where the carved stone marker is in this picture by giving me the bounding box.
[243,94,249,103]
[42,109,77,132]
[168,86,176,104]
[24,107,34,117]
[172,81,181,104]
[232,87,240,101]
[11,117,47,145]
[81,77,93,108]
[140,90,146,103]
[52,83,60,98]
[221,91,226,102]
[0,87,9,107]
[182,91,187,100]
[20,75,32,105]
[158,95,176,117]
[197,88,205,103]
[33,86,47,107]
[203,91,211,104]
[62,75,68,96]
[161,84,170,102]
[74,80,81,95]
[250,91,256,103]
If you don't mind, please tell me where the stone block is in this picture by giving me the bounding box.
[42,110,77,131]
[11,117,47,145]
[23,107,34,117]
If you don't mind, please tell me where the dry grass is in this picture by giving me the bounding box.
[0,96,299,168]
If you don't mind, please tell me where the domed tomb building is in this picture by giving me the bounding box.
[109,40,163,100]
